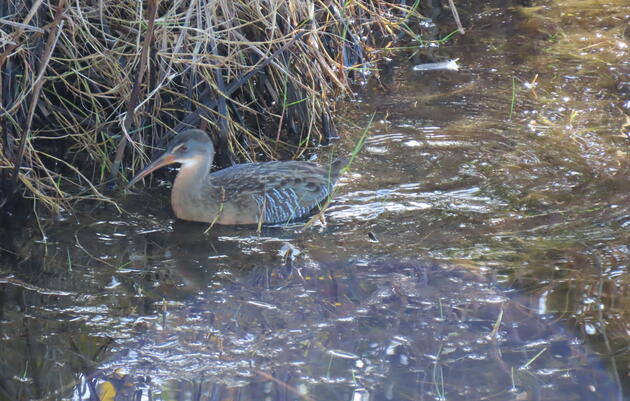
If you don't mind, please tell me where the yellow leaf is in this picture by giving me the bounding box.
[97,381,117,401]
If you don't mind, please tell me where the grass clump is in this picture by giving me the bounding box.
[0,0,424,213]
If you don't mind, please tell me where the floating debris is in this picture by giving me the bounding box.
[412,58,460,72]
[278,242,301,263]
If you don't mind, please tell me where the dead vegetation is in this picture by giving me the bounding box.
[0,0,423,213]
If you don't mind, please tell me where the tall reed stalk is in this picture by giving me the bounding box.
[0,0,423,213]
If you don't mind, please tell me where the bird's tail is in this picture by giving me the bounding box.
[330,157,349,180]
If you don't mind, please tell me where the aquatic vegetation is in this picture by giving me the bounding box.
[0,0,424,213]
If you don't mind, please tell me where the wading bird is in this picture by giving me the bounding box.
[126,129,346,225]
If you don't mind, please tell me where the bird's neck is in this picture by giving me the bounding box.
[171,155,215,222]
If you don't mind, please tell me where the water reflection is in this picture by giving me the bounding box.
[0,248,621,400]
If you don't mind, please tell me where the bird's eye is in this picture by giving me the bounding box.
[177,145,188,153]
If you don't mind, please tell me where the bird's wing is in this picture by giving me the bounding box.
[208,161,342,223]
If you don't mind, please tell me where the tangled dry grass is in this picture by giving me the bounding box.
[0,0,423,213]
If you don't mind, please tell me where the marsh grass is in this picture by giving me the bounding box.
[299,112,374,230]
[0,0,425,214]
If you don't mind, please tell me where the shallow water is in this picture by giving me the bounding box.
[1,1,629,400]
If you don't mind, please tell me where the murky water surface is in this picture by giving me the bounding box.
[1,2,629,400]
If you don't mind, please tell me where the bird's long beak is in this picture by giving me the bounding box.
[126,153,177,190]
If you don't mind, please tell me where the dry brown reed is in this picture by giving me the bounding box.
[0,0,423,213]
